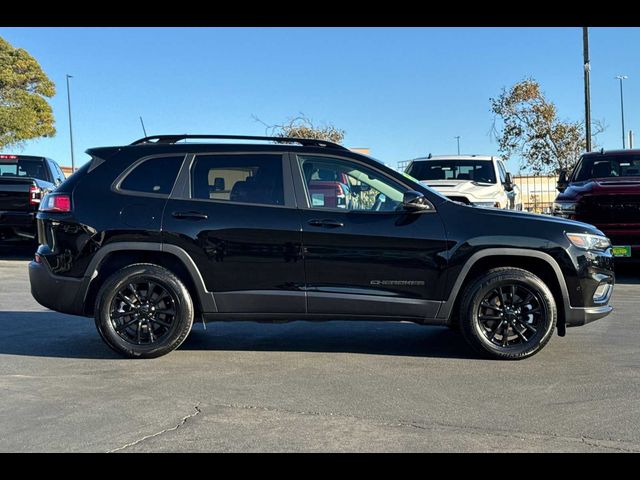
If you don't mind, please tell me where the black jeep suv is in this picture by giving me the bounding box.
[29,135,614,359]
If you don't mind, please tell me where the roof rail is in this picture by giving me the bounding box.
[129,134,348,150]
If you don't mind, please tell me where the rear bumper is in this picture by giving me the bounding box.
[29,260,86,316]
[565,305,613,327]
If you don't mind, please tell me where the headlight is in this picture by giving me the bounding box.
[553,201,576,218]
[566,233,611,251]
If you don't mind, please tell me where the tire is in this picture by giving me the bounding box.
[458,267,557,360]
[94,263,194,358]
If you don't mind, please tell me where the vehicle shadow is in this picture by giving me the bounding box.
[0,311,477,360]
[181,320,477,359]
[0,244,36,261]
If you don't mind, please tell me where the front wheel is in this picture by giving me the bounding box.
[458,267,557,360]
[94,264,194,358]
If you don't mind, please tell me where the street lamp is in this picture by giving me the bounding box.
[615,75,628,149]
[65,74,75,172]
[454,136,461,155]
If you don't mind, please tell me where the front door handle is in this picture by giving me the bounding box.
[172,211,209,220]
[308,218,344,228]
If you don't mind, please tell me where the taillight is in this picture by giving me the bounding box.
[29,185,42,206]
[40,194,71,213]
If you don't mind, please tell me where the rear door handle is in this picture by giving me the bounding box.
[308,218,344,228]
[172,211,209,220]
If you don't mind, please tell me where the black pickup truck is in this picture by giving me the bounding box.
[0,154,66,242]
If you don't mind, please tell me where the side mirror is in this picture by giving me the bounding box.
[402,190,431,211]
[556,169,569,193]
[503,172,514,192]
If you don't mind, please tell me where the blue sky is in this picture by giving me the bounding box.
[2,27,640,172]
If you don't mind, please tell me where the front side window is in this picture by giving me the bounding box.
[298,156,407,212]
[120,155,184,195]
[191,154,284,206]
[407,159,497,184]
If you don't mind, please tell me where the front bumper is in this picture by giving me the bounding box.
[565,305,613,327]
[29,260,85,316]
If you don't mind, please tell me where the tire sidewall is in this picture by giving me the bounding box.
[95,265,193,358]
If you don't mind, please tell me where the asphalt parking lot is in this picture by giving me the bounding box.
[0,245,639,452]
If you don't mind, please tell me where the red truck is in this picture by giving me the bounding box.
[554,149,640,259]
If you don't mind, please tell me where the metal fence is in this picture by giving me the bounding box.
[513,174,558,214]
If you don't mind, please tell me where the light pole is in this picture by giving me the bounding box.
[583,27,592,152]
[454,136,460,155]
[615,75,628,149]
[66,74,75,171]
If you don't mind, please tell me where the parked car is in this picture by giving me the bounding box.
[29,135,614,360]
[554,149,640,260]
[404,155,522,210]
[0,154,65,242]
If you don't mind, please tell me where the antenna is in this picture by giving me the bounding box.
[139,116,148,137]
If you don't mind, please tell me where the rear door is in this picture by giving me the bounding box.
[163,151,305,313]
[292,153,448,319]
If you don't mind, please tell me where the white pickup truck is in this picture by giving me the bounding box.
[404,155,522,210]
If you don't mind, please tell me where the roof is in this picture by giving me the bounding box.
[583,149,640,157]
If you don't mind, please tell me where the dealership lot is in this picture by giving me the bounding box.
[0,248,639,452]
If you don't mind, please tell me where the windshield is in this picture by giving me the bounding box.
[573,155,640,181]
[407,159,496,184]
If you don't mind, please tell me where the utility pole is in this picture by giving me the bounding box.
[454,136,460,155]
[615,75,628,149]
[583,27,592,152]
[65,74,75,172]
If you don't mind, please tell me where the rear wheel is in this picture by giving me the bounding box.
[458,267,556,360]
[94,264,194,358]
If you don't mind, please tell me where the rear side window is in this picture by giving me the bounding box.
[120,155,184,195]
[190,154,284,206]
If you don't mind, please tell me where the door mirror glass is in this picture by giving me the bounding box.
[402,190,430,211]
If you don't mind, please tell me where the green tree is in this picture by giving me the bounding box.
[490,78,604,174]
[0,36,56,149]
[253,113,345,144]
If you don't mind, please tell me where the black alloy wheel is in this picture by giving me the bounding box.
[109,281,178,345]
[476,284,544,348]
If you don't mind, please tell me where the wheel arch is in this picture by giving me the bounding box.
[81,242,216,316]
[439,248,569,335]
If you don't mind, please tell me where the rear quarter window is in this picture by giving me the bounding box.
[119,155,184,195]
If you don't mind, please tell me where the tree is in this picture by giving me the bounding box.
[490,78,604,174]
[0,36,56,149]
[252,113,345,144]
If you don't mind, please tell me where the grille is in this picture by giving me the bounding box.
[577,195,640,224]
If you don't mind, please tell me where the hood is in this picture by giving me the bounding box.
[459,201,600,232]
[557,177,640,201]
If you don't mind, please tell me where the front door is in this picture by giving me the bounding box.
[163,152,305,313]
[293,154,448,319]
